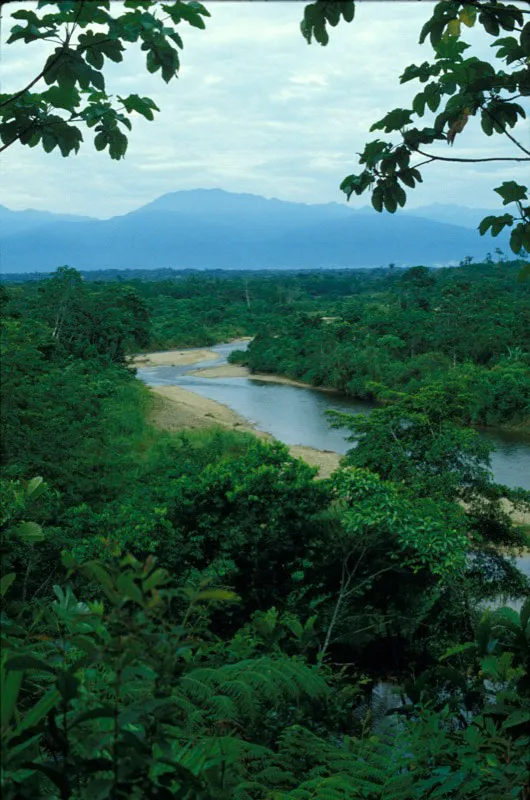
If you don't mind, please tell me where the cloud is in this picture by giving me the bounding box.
[290,73,328,87]
[1,1,528,218]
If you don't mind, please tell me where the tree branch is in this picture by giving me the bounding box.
[465,0,530,15]
[319,545,367,662]
[65,0,85,47]
[0,52,64,109]
[0,1,85,110]
[410,157,436,170]
[0,132,23,152]
[415,148,530,163]
[481,105,530,157]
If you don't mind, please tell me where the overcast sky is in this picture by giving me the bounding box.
[1,0,528,218]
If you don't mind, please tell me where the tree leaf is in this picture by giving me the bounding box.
[459,7,477,28]
[494,181,527,205]
[5,655,56,674]
[502,709,530,729]
[69,706,115,728]
[117,573,144,604]
[1,667,23,726]
[17,689,61,733]
[0,573,16,597]
[196,589,239,602]
[12,522,44,543]
[26,476,46,499]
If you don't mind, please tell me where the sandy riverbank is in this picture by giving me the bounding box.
[148,385,267,438]
[131,349,219,368]
[135,348,342,477]
[288,446,341,477]
[137,347,530,495]
[191,363,336,391]
[147,386,341,478]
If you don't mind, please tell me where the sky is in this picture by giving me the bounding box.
[1,0,528,218]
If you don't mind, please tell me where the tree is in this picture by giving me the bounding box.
[301,0,530,263]
[329,395,496,502]
[1,551,332,799]
[153,440,330,620]
[314,467,469,662]
[0,0,209,159]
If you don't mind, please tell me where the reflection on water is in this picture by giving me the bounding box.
[483,431,530,493]
[516,556,530,578]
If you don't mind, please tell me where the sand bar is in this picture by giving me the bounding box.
[130,348,219,368]
[137,347,530,501]
[288,446,341,478]
[148,386,340,478]
[149,385,267,438]
[191,363,335,390]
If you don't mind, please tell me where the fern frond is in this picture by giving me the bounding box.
[254,766,296,785]
[222,678,257,718]
[209,693,238,721]
[279,775,358,800]
[171,693,197,720]
[180,673,215,703]
[233,780,271,800]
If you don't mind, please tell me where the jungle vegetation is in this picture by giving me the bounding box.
[2,264,530,798]
[234,260,530,429]
[2,0,530,796]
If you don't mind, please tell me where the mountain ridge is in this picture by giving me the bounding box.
[0,190,507,273]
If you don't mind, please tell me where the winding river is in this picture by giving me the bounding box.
[137,339,530,698]
[137,340,530,583]
[137,340,530,492]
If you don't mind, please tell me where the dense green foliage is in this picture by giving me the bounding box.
[238,261,530,428]
[1,1,209,159]
[2,267,529,797]
[7,261,529,428]
[3,0,530,793]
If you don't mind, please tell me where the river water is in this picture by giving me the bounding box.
[139,341,529,707]
[137,340,530,492]
[137,340,530,582]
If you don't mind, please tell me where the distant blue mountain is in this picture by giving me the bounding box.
[0,204,94,237]
[0,189,506,273]
[404,203,503,230]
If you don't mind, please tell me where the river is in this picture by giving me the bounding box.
[137,340,530,492]
[137,339,530,582]
[138,341,529,708]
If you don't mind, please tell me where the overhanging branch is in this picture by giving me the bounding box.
[415,148,530,163]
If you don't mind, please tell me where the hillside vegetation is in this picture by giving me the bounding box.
[2,264,530,798]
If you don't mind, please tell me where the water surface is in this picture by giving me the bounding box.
[137,340,530,491]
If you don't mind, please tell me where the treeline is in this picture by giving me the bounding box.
[2,265,419,349]
[128,269,391,348]
[1,266,530,798]
[5,261,529,429]
[237,262,530,428]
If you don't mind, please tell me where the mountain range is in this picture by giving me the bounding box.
[0,189,507,274]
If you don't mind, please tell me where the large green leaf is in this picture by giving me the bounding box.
[16,689,61,733]
[12,522,44,543]
[0,573,16,597]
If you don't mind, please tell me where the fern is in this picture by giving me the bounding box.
[271,725,416,800]
[209,693,238,721]
[176,657,328,732]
